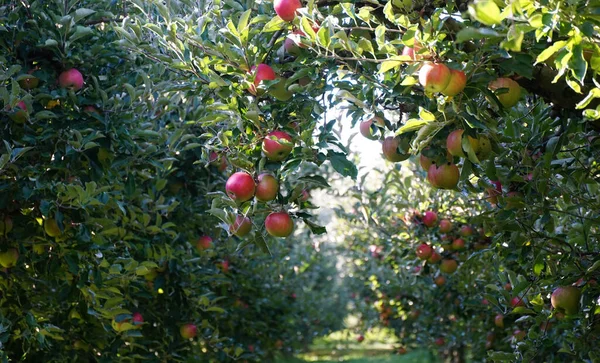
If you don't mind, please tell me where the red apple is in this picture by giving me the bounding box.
[180,323,197,339]
[196,236,213,251]
[504,283,512,291]
[416,243,433,260]
[551,286,581,315]
[482,298,489,305]
[441,69,467,96]
[446,129,465,157]
[434,337,445,346]
[219,260,230,273]
[494,314,504,328]
[439,219,452,233]
[299,189,310,202]
[225,172,256,202]
[265,211,294,237]
[230,215,252,237]
[359,117,384,140]
[513,330,526,341]
[428,251,442,264]
[8,101,28,123]
[382,136,409,162]
[255,173,279,202]
[459,225,474,237]
[58,68,84,90]
[488,78,521,108]
[439,259,458,274]
[510,296,525,308]
[249,64,276,95]
[419,154,433,170]
[132,312,144,324]
[451,238,465,250]
[427,163,459,189]
[357,335,365,343]
[209,152,228,172]
[419,62,451,93]
[413,266,422,274]
[273,0,301,21]
[262,130,294,161]
[422,211,438,227]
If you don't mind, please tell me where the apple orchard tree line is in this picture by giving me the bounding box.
[1,0,600,362]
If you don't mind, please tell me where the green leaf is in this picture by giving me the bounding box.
[455,27,502,43]
[396,119,430,135]
[468,0,503,26]
[328,152,358,179]
[535,40,567,64]
[302,218,327,235]
[253,234,271,256]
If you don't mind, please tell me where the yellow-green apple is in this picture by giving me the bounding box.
[196,236,213,251]
[58,68,84,90]
[488,78,521,108]
[476,135,492,160]
[427,163,459,189]
[255,173,279,202]
[262,130,294,161]
[419,62,451,93]
[494,314,504,328]
[415,243,433,260]
[180,323,197,339]
[422,211,438,227]
[439,259,458,274]
[551,286,581,315]
[249,64,276,95]
[44,218,62,237]
[428,251,442,264]
[274,0,301,21]
[359,117,384,140]
[451,238,465,250]
[144,268,158,281]
[382,136,409,162]
[19,75,39,90]
[230,215,252,237]
[0,248,19,268]
[439,219,452,233]
[0,216,13,235]
[225,171,256,202]
[441,69,467,96]
[459,225,474,236]
[265,211,294,237]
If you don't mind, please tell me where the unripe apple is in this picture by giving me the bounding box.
[415,243,433,260]
[249,64,276,95]
[441,69,467,96]
[459,225,474,237]
[262,130,294,161]
[428,251,442,264]
[451,238,465,250]
[180,323,198,339]
[439,259,458,274]
[273,0,301,21]
[476,135,492,160]
[359,117,384,140]
[494,314,504,328]
[19,75,39,90]
[488,78,521,108]
[0,248,19,268]
[58,68,84,90]
[230,215,252,237]
[225,172,256,202]
[419,62,451,93]
[0,216,13,235]
[422,211,438,227]
[510,296,525,308]
[44,218,62,237]
[551,286,581,315]
[382,136,409,162]
[427,163,459,189]
[265,211,294,237]
[256,173,279,202]
[196,236,213,251]
[439,219,452,233]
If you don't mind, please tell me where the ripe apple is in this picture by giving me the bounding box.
[132,312,144,324]
[262,130,294,161]
[488,78,521,108]
[413,266,422,274]
[427,163,459,189]
[513,330,526,341]
[359,117,384,140]
[459,225,474,237]
[419,62,451,93]
[249,64,276,95]
[58,68,84,90]
[446,129,465,157]
[0,248,19,268]
[357,335,365,343]
[196,236,213,251]
[451,238,465,250]
[44,218,62,237]
[398,347,407,354]
[273,0,301,21]
[0,216,13,235]
[299,189,310,202]
[419,154,433,170]
[482,298,489,305]
[8,101,28,123]
[510,296,525,308]
[284,30,305,55]
[219,259,230,273]
[422,211,438,227]
[256,173,279,202]
[225,172,256,202]
[230,215,252,237]
[180,323,197,339]
[428,251,442,264]
[439,259,458,274]
[416,243,433,260]
[504,283,512,291]
[434,337,445,346]
[209,152,228,172]
[439,219,452,233]
[441,69,467,96]
[265,211,294,237]
[382,136,409,162]
[435,276,446,287]
[551,286,581,315]
[494,314,504,328]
